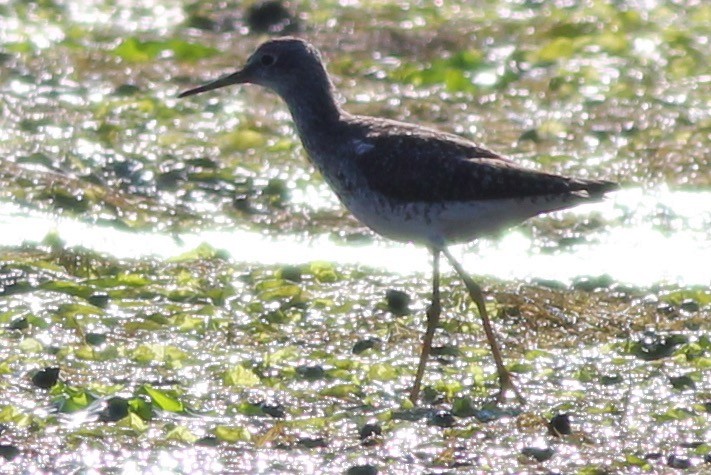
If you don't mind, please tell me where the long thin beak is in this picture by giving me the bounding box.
[178,69,248,98]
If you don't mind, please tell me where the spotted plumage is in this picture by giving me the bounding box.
[348,115,614,203]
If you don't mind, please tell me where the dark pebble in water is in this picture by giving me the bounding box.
[521,446,555,462]
[17,152,51,168]
[186,157,218,169]
[85,332,107,346]
[1,280,32,297]
[295,364,326,380]
[346,464,378,475]
[156,169,187,191]
[431,344,460,357]
[644,452,663,460]
[669,375,695,390]
[421,387,444,405]
[391,407,430,422]
[352,337,382,354]
[600,374,624,386]
[107,159,143,180]
[558,236,586,247]
[667,455,691,469]
[341,231,374,243]
[472,407,519,423]
[429,410,456,428]
[233,195,255,214]
[279,265,302,282]
[385,289,411,315]
[703,402,711,413]
[246,1,299,34]
[98,396,129,422]
[297,437,327,448]
[548,413,572,436]
[572,274,614,292]
[263,178,289,202]
[186,15,217,32]
[257,401,286,418]
[631,331,687,361]
[32,367,60,389]
[655,303,675,315]
[705,453,711,464]
[8,317,28,330]
[0,445,20,461]
[451,397,478,418]
[474,409,499,423]
[610,284,637,296]
[359,422,382,441]
[88,292,110,308]
[499,305,521,318]
[195,436,220,447]
[1,268,28,296]
[518,128,540,143]
[680,299,700,313]
[112,84,140,96]
[532,278,567,290]
[679,441,705,449]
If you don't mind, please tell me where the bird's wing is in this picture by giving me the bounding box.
[351,120,617,203]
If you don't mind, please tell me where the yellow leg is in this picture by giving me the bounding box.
[409,249,441,404]
[442,248,525,404]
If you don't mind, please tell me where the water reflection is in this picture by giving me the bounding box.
[0,187,708,286]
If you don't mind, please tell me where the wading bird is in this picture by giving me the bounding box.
[179,38,618,403]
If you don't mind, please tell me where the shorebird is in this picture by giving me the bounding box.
[179,37,618,404]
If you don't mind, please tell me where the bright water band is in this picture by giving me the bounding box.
[1,188,708,287]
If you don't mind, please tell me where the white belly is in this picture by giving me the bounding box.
[340,191,576,247]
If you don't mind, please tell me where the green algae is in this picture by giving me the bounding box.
[0,0,710,472]
[0,239,709,472]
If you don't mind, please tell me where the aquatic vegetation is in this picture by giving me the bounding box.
[0,0,709,472]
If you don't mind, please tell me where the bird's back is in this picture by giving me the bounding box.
[340,115,617,202]
[304,114,618,246]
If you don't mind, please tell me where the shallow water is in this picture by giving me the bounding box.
[2,0,710,473]
[2,187,709,286]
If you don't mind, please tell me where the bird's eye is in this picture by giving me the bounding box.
[260,54,275,66]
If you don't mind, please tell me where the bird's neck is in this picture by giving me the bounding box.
[279,78,347,156]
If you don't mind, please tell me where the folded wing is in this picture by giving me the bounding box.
[351,118,618,204]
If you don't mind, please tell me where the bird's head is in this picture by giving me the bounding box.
[179,37,328,99]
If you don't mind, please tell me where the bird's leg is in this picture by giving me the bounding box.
[409,249,441,404]
[442,248,525,404]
